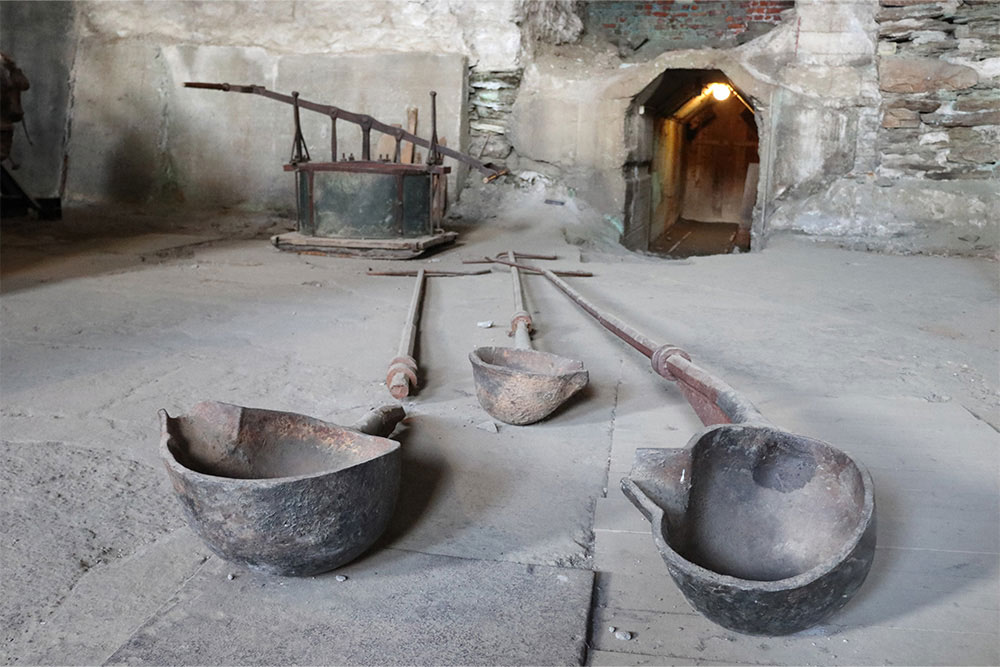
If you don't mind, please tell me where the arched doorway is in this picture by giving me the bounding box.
[624,69,759,256]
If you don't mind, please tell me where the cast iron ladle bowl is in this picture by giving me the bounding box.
[160,401,404,576]
[469,251,588,425]
[534,265,876,636]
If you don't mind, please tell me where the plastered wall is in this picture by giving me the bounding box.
[4,0,996,254]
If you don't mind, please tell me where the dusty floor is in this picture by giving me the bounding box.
[1,189,998,666]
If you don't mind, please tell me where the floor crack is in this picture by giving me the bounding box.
[583,356,625,665]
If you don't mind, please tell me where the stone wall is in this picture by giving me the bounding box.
[876,0,1000,181]
[769,0,999,255]
[3,0,995,254]
[468,69,522,164]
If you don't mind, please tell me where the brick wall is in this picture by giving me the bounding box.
[584,0,794,51]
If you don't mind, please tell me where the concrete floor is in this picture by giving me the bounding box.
[2,193,998,666]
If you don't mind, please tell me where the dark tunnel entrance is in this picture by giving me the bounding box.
[625,69,759,257]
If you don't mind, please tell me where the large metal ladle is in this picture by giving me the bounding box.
[533,265,876,636]
[468,252,589,425]
[160,402,405,576]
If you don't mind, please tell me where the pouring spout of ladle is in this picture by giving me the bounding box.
[492,260,770,428]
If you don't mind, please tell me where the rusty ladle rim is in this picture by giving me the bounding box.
[623,428,875,590]
[158,407,400,487]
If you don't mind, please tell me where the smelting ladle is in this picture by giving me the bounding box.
[469,252,589,425]
[534,266,876,636]
[160,401,405,577]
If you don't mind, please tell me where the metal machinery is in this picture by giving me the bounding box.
[185,83,507,258]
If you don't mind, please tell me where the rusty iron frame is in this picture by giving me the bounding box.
[184,82,507,182]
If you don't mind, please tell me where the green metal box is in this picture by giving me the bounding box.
[288,162,448,239]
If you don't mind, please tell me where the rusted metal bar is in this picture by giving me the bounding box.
[361,117,373,161]
[374,267,489,398]
[476,256,594,278]
[184,82,505,180]
[386,269,425,399]
[427,91,439,166]
[507,250,533,344]
[495,251,557,260]
[537,267,766,426]
[330,113,338,161]
[290,92,310,164]
[366,269,490,277]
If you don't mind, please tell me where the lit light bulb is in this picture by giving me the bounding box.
[707,83,732,101]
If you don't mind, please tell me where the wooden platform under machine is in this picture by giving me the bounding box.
[271,230,457,259]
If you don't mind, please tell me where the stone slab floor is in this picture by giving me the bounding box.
[1,194,997,666]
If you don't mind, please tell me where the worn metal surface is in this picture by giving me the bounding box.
[536,265,877,635]
[470,346,589,425]
[159,401,403,576]
[623,425,876,635]
[470,251,588,425]
[464,256,594,278]
[287,163,440,239]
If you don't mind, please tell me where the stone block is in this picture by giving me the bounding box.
[878,17,955,39]
[882,106,922,127]
[886,96,942,112]
[780,65,866,98]
[880,0,950,6]
[956,91,1000,112]
[879,55,979,92]
[920,109,1000,126]
[950,141,1000,164]
[798,2,875,32]
[925,166,994,179]
[877,3,954,22]
[797,31,876,56]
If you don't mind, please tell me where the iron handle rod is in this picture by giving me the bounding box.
[507,250,533,349]
[509,250,527,318]
[538,268,767,426]
[367,269,489,277]
[540,269,660,359]
[184,82,503,178]
[399,269,425,358]
[465,256,594,277]
[386,269,425,399]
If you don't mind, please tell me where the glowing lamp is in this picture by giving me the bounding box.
[706,83,732,101]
